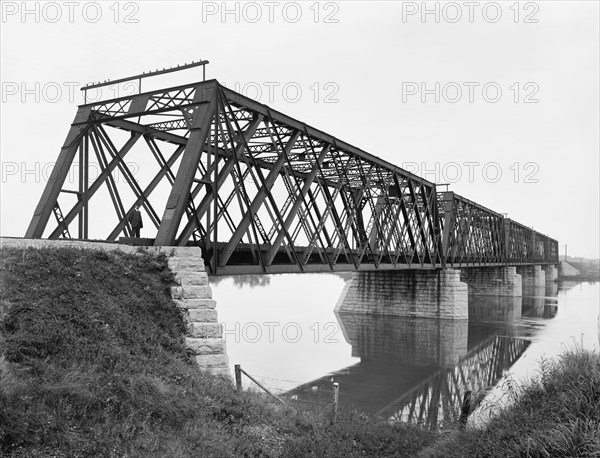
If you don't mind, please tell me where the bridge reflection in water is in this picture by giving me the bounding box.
[379,334,530,429]
[286,289,560,430]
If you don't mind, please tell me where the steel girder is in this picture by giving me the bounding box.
[26,79,558,274]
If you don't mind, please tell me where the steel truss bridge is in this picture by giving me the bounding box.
[26,79,558,275]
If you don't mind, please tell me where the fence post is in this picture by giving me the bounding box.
[235,364,242,392]
[459,390,472,429]
[331,382,340,424]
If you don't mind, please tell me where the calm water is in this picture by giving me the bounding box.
[212,274,600,428]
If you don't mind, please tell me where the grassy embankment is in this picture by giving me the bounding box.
[0,246,434,457]
[561,257,600,282]
[0,246,599,457]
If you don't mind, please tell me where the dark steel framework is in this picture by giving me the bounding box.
[26,79,558,274]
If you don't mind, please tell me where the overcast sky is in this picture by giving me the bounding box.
[1,1,598,258]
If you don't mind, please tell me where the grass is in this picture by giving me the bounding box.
[417,346,600,457]
[0,245,598,457]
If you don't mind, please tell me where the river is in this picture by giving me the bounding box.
[211,273,600,428]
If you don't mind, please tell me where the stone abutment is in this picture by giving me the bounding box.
[0,238,230,378]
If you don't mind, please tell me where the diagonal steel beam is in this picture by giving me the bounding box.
[26,106,93,238]
[154,85,218,246]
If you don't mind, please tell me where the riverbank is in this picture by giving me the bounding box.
[559,258,600,282]
[0,246,435,457]
[418,345,600,457]
[1,246,598,457]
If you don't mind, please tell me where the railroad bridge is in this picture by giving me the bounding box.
[25,74,558,319]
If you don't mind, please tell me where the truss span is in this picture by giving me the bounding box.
[26,80,558,274]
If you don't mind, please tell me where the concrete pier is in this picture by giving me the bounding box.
[335,269,468,320]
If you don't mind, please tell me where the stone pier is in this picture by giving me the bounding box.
[543,264,558,284]
[459,267,522,296]
[516,265,545,288]
[543,264,559,296]
[335,269,468,319]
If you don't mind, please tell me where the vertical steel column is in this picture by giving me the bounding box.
[429,186,444,268]
[503,218,511,265]
[83,132,89,239]
[543,235,550,263]
[212,102,220,273]
[440,191,455,266]
[78,136,84,239]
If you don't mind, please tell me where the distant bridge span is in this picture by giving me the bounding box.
[26,79,558,275]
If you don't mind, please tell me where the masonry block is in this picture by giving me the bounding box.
[189,322,223,338]
[185,337,225,354]
[180,284,212,299]
[168,258,205,272]
[173,271,209,286]
[174,298,217,309]
[188,309,218,322]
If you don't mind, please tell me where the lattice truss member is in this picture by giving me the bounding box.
[26,80,558,274]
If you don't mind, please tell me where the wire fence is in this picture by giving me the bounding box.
[234,363,487,429]
[234,364,341,423]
